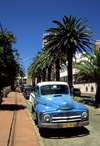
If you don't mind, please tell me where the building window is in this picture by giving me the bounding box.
[91,86,94,92]
[86,86,88,92]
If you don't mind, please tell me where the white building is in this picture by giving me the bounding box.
[16,76,32,85]
[60,53,96,94]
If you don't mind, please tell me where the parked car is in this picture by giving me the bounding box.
[29,88,35,103]
[23,84,32,92]
[31,81,89,129]
[24,87,34,99]
[73,88,81,97]
[19,85,24,92]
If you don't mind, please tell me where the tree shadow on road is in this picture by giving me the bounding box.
[39,127,90,139]
[0,104,26,111]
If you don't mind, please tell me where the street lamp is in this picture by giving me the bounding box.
[23,57,31,75]
[23,58,31,62]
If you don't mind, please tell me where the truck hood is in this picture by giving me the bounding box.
[42,94,76,110]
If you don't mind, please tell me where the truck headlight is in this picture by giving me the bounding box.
[82,112,88,120]
[44,114,50,122]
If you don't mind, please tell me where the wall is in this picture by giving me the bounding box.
[27,76,32,85]
[73,83,96,94]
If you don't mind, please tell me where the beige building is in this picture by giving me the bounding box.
[95,40,100,49]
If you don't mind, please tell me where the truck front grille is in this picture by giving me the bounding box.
[52,114,81,123]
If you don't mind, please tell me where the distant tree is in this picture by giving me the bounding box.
[14,49,25,78]
[73,48,100,104]
[27,54,43,83]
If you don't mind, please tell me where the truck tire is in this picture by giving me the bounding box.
[35,113,38,125]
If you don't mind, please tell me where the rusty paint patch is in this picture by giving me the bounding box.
[39,111,44,121]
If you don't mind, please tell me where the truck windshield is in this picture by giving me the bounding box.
[41,85,69,95]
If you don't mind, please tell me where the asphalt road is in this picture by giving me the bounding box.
[22,93,100,146]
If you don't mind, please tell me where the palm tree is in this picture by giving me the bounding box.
[73,48,100,104]
[28,48,66,83]
[27,54,42,83]
[39,48,66,81]
[43,15,97,90]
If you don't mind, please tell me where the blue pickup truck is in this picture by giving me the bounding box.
[31,81,89,129]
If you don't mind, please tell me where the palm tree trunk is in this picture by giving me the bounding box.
[32,79,35,87]
[37,76,41,83]
[43,69,46,81]
[95,84,100,104]
[48,65,51,81]
[38,76,41,82]
[55,58,60,81]
[67,52,73,92]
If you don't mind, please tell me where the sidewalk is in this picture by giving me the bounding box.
[0,91,40,146]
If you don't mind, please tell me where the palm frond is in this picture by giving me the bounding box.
[73,48,100,85]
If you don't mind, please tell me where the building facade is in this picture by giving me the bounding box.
[60,52,96,94]
[95,40,100,49]
[15,76,32,86]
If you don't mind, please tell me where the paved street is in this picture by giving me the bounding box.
[23,93,100,146]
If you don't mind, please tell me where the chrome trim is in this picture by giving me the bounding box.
[52,115,81,123]
[52,115,81,119]
[52,118,81,123]
[41,121,89,129]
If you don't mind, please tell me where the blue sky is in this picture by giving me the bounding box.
[0,0,100,73]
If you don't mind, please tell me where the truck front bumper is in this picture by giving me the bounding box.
[41,121,89,129]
